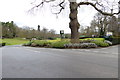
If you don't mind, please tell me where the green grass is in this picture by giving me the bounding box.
[1,38,104,46]
[31,38,104,44]
[80,38,105,41]
[2,38,29,45]
[0,39,2,43]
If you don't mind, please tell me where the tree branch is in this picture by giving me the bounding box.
[51,0,65,14]
[30,0,56,10]
[42,0,56,3]
[29,0,65,15]
[78,2,119,16]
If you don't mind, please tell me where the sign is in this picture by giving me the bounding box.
[106,32,113,36]
[60,30,64,39]
[60,30,64,34]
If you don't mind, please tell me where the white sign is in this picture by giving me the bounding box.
[106,32,113,36]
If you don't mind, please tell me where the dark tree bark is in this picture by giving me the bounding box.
[69,2,80,43]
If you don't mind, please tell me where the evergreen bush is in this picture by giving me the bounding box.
[91,40,109,47]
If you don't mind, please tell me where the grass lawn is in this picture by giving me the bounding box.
[0,39,2,43]
[80,38,105,41]
[1,38,29,45]
[0,38,104,46]
[34,38,104,43]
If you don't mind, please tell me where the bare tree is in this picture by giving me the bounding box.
[108,16,118,36]
[30,0,120,43]
[91,12,110,37]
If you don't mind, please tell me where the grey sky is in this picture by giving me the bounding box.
[0,0,119,33]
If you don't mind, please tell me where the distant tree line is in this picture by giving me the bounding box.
[79,12,120,37]
[2,12,119,40]
[1,21,58,39]
[2,21,17,38]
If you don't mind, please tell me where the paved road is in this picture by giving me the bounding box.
[2,45,118,78]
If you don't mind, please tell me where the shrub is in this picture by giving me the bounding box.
[31,43,38,47]
[112,37,120,45]
[48,37,56,40]
[105,37,120,45]
[23,41,33,46]
[2,43,6,46]
[0,43,6,47]
[0,44,1,47]
[80,40,94,43]
[52,41,70,48]
[110,37,120,45]
[33,40,51,47]
[64,43,97,49]
[47,39,61,43]
[36,37,43,40]
[80,38,105,42]
[91,40,109,47]
[104,40,112,46]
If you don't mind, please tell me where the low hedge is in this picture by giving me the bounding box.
[80,38,105,42]
[23,40,52,47]
[104,40,112,46]
[0,43,6,47]
[91,40,109,47]
[33,40,51,47]
[105,37,120,45]
[80,40,94,43]
[23,38,112,48]
[23,41,33,46]
[51,41,70,48]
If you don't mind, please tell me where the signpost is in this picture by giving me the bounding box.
[60,30,64,39]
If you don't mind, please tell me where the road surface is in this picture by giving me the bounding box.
[2,45,118,78]
[0,47,2,79]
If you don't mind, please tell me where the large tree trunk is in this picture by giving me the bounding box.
[69,1,80,43]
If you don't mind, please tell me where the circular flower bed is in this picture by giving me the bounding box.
[64,43,97,49]
[23,39,112,49]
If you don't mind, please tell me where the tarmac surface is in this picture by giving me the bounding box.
[2,45,119,78]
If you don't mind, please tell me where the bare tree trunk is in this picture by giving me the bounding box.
[69,1,80,43]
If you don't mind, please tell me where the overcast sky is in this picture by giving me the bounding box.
[0,0,119,33]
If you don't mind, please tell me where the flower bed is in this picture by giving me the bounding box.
[23,38,113,49]
[64,43,97,49]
